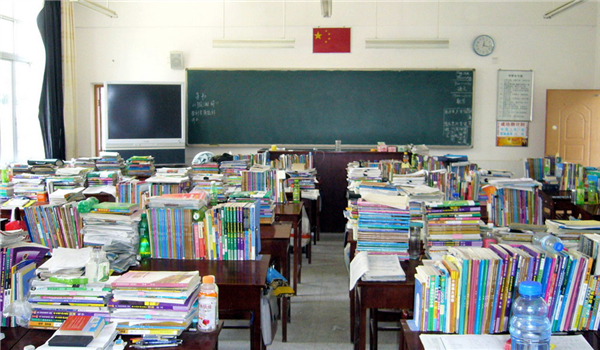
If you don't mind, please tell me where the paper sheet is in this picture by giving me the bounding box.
[349,251,369,290]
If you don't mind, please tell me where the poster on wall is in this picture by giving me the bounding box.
[496,121,529,147]
[497,70,534,121]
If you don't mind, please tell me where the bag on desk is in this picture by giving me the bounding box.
[261,287,278,345]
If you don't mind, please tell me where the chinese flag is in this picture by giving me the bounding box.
[313,28,351,53]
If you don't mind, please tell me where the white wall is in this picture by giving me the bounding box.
[72,1,599,177]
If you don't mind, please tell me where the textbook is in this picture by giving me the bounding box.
[111,271,200,290]
[89,202,138,214]
[57,315,106,337]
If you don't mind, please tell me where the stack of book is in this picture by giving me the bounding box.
[46,167,89,193]
[425,200,482,259]
[390,170,428,187]
[146,174,191,197]
[37,315,117,350]
[271,152,313,170]
[558,162,584,192]
[546,220,600,250]
[126,156,155,177]
[96,152,126,173]
[229,191,275,224]
[80,204,141,272]
[48,187,86,205]
[1,240,50,327]
[86,171,120,187]
[347,162,383,185]
[355,198,411,259]
[219,159,250,176]
[191,161,220,175]
[488,178,542,226]
[0,181,14,202]
[116,178,149,208]
[109,271,201,335]
[12,173,47,200]
[191,174,226,203]
[73,157,99,171]
[147,192,209,259]
[24,202,83,248]
[241,166,276,193]
[28,279,112,330]
[198,201,261,260]
[286,168,318,190]
[413,244,600,334]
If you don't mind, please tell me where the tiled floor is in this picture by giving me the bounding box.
[218,232,399,350]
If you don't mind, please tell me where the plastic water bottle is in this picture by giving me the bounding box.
[210,181,218,206]
[85,247,110,283]
[509,281,551,350]
[293,179,301,204]
[138,213,151,259]
[531,232,563,253]
[198,275,219,332]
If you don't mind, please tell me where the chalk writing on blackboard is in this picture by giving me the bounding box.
[189,91,219,124]
[443,107,472,145]
[451,71,473,105]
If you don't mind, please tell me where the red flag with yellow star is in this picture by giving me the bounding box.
[313,28,351,53]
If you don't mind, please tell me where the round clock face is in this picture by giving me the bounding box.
[473,35,495,56]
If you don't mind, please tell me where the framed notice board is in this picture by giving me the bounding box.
[496,69,534,121]
[186,69,474,147]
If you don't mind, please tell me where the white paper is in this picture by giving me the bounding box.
[360,192,409,210]
[349,251,370,290]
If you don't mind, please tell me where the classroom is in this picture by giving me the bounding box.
[1,1,600,350]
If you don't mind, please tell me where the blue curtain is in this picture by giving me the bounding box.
[37,0,65,160]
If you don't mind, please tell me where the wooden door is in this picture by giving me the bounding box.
[546,90,600,166]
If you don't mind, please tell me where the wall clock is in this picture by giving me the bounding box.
[473,35,495,56]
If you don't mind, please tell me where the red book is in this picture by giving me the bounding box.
[313,27,351,53]
[58,315,106,338]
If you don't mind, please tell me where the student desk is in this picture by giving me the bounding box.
[353,259,421,350]
[572,203,600,220]
[539,190,573,220]
[135,256,270,350]
[274,202,303,292]
[260,222,292,342]
[3,322,223,350]
[399,319,600,350]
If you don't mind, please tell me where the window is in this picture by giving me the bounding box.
[0,0,44,165]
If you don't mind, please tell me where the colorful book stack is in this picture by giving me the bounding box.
[46,167,89,193]
[271,152,313,170]
[27,278,111,330]
[488,178,542,226]
[286,168,317,190]
[80,205,141,272]
[146,192,208,259]
[233,153,265,167]
[87,170,120,187]
[126,156,155,177]
[445,162,479,200]
[355,198,411,259]
[96,152,126,173]
[1,242,50,327]
[73,157,99,171]
[425,155,449,172]
[190,174,226,203]
[548,220,600,250]
[12,173,47,200]
[146,177,191,197]
[241,166,276,193]
[191,161,220,175]
[413,244,599,334]
[116,178,149,208]
[219,159,250,175]
[196,201,261,260]
[229,191,275,225]
[109,271,200,335]
[24,202,83,248]
[558,162,584,192]
[425,200,482,258]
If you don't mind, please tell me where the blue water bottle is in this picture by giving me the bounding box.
[509,281,551,350]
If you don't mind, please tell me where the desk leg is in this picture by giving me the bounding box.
[249,288,265,350]
[350,288,355,343]
[355,288,367,350]
[282,296,288,342]
[293,218,301,292]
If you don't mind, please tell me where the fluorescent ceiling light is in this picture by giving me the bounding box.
[365,38,449,49]
[321,0,332,18]
[544,0,583,19]
[71,0,118,18]
[212,38,295,49]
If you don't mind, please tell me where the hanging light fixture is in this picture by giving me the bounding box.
[321,0,332,18]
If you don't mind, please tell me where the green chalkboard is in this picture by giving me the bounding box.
[186,69,473,147]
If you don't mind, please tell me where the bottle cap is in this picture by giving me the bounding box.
[553,242,564,252]
[202,275,215,284]
[519,280,542,297]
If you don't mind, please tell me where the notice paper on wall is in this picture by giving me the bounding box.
[496,69,534,122]
[496,121,529,147]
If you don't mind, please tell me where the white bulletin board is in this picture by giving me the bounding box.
[496,70,534,121]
